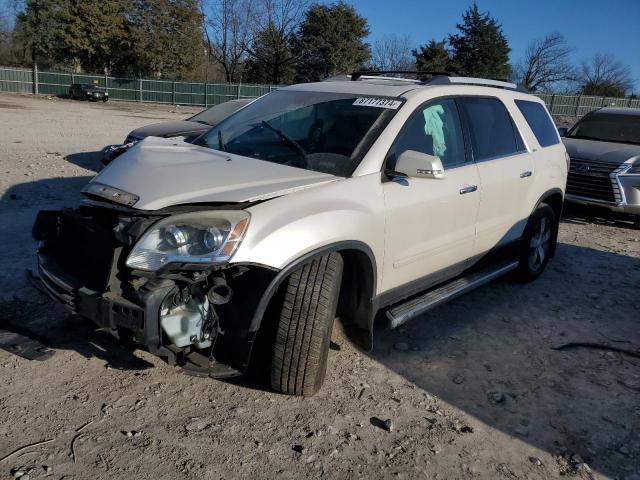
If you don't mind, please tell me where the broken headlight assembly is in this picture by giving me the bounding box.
[126,211,250,272]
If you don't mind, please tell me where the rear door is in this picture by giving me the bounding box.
[382,97,481,294]
[458,97,533,254]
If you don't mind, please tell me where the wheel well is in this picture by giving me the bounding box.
[540,191,563,223]
[538,191,563,257]
[335,249,376,351]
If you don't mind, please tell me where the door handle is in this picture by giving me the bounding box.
[520,170,532,178]
[459,185,478,195]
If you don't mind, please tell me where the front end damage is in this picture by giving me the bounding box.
[31,202,278,377]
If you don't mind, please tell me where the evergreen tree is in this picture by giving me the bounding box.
[412,39,452,73]
[293,1,370,82]
[15,0,69,70]
[448,3,511,79]
[127,0,204,78]
[61,0,129,73]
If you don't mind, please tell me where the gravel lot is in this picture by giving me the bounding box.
[0,92,639,480]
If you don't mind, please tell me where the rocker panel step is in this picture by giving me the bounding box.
[386,261,519,329]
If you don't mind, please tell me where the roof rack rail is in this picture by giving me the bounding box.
[428,76,519,90]
[348,70,523,91]
[350,70,454,81]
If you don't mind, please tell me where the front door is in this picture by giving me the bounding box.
[382,98,481,294]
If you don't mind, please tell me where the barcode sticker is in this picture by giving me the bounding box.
[353,97,402,109]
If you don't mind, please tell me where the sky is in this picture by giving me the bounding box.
[342,0,640,91]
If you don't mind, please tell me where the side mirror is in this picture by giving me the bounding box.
[557,127,568,137]
[395,150,445,179]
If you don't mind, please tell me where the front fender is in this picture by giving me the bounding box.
[231,173,386,292]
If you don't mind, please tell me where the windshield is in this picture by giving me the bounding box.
[567,112,640,145]
[189,99,248,126]
[195,89,402,177]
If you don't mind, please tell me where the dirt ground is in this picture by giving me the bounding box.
[0,92,639,480]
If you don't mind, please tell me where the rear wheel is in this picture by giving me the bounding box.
[515,203,557,281]
[270,252,343,396]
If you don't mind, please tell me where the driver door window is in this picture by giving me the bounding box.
[388,98,467,170]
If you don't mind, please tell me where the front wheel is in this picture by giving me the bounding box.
[515,203,557,282]
[270,252,343,396]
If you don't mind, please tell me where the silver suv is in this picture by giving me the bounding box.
[32,73,568,396]
[562,107,640,225]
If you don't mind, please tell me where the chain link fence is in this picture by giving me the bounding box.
[1,66,638,116]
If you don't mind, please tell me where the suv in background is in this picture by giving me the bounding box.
[101,98,251,165]
[562,107,640,227]
[68,83,109,102]
[32,73,567,396]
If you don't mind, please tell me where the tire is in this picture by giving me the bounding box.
[270,252,343,396]
[515,203,557,282]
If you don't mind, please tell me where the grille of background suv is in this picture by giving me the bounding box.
[566,157,622,203]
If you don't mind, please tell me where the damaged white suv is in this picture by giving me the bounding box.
[32,73,568,396]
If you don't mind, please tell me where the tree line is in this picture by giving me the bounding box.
[0,0,635,96]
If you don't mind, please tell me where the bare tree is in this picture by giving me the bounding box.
[578,52,633,96]
[513,33,575,92]
[245,0,308,84]
[370,34,413,71]
[201,0,254,82]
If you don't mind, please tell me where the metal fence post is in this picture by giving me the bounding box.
[172,80,176,105]
[204,82,208,107]
[550,94,556,116]
[575,96,581,117]
[33,64,38,95]
[237,82,241,99]
[104,72,108,91]
[138,78,142,103]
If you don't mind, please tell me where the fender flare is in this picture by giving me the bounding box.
[247,240,378,334]
[531,187,564,216]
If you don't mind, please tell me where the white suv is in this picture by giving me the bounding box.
[32,73,568,396]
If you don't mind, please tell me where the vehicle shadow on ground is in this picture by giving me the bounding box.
[562,203,639,230]
[367,242,640,478]
[64,151,103,173]
[0,176,93,209]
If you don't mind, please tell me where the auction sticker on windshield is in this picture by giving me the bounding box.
[353,97,402,109]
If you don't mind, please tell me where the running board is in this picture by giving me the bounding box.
[386,261,519,329]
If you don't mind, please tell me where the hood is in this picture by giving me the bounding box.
[90,137,338,210]
[129,120,210,139]
[562,137,640,165]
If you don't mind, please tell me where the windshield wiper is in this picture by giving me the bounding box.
[218,130,226,151]
[261,120,308,166]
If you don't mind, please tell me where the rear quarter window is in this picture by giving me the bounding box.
[515,99,559,147]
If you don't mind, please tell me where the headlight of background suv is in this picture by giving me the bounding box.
[126,211,250,272]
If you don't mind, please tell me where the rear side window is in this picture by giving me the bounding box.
[515,99,559,147]
[459,97,525,161]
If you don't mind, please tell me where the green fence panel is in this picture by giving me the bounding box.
[107,76,139,102]
[173,81,206,105]
[0,67,32,93]
[142,79,174,104]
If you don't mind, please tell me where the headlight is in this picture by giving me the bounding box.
[126,211,250,271]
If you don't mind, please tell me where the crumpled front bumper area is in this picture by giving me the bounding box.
[31,206,276,376]
[32,208,176,360]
